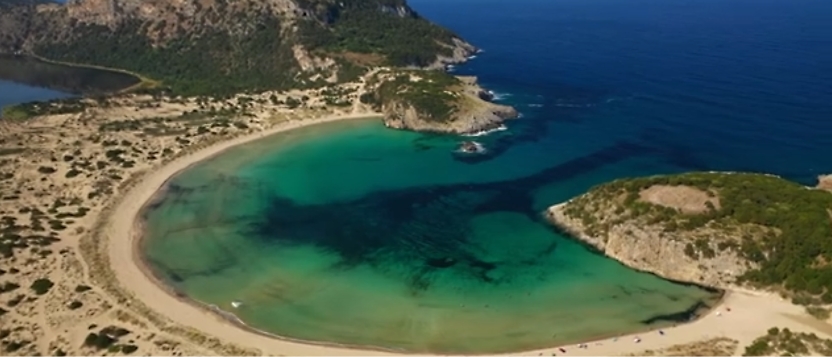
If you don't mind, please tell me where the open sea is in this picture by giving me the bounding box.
[4,0,832,353]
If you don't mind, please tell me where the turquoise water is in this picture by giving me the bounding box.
[143,119,718,353]
[142,0,832,353]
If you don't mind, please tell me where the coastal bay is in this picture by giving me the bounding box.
[138,118,720,353]
[0,0,831,355]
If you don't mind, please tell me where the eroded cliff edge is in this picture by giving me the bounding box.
[545,172,832,300]
[364,70,518,134]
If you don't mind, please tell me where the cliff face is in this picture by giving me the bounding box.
[381,98,516,134]
[819,174,832,192]
[370,72,518,135]
[381,84,518,135]
[547,203,751,288]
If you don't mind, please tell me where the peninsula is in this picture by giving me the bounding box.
[547,172,832,355]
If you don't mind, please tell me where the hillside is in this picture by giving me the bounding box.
[362,70,518,133]
[547,172,832,302]
[0,0,476,96]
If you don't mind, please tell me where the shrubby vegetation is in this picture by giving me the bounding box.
[1,98,90,120]
[565,172,832,299]
[371,70,461,121]
[20,0,462,96]
[744,327,832,356]
[83,326,132,351]
[30,278,53,295]
[297,0,459,67]
[35,16,299,96]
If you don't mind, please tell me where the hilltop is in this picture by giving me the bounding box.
[0,0,517,134]
[364,71,518,133]
[547,172,832,309]
[0,0,473,95]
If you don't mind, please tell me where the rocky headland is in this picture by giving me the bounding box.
[368,71,518,134]
[818,174,832,192]
[546,172,832,301]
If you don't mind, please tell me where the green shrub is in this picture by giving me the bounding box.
[121,344,138,354]
[30,278,54,295]
[0,282,20,293]
[83,333,115,350]
[37,166,56,174]
[806,306,830,320]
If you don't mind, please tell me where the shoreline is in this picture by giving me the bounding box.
[107,112,395,355]
[104,114,832,356]
[543,204,725,295]
[24,52,158,92]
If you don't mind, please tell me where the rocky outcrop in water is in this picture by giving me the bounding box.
[377,73,518,135]
[382,98,517,135]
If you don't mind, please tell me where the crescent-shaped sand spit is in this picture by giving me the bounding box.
[87,114,832,356]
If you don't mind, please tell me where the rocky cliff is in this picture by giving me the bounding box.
[819,174,832,192]
[0,0,477,95]
[369,71,518,134]
[545,172,832,297]
[547,202,751,288]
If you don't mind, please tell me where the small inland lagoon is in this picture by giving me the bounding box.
[0,54,141,96]
[141,118,721,353]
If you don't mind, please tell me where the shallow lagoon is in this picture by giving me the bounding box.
[142,119,719,353]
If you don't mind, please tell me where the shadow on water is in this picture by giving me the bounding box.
[199,137,718,322]
[0,54,140,95]
[144,77,723,326]
[241,140,651,283]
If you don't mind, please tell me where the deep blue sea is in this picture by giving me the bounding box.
[413,0,832,187]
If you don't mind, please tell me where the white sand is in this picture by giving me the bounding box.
[107,113,392,355]
[105,114,832,356]
[522,289,832,356]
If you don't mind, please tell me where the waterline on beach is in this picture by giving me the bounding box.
[140,117,721,353]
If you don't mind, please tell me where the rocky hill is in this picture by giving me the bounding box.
[546,172,832,302]
[0,0,477,96]
[362,70,518,134]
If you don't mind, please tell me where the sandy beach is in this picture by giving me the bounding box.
[105,112,398,356]
[1,86,831,355]
[103,114,832,356]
